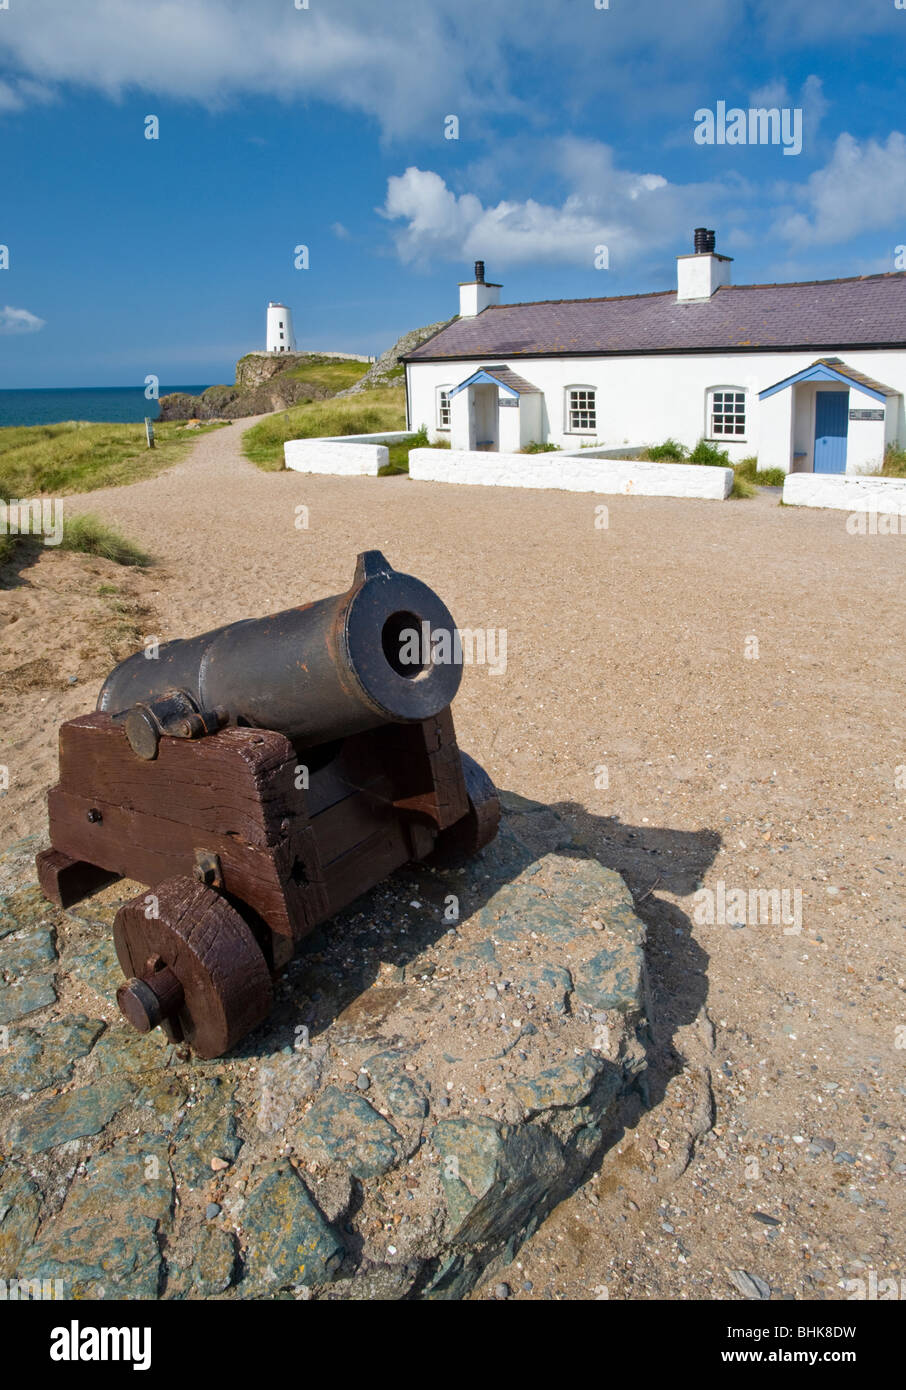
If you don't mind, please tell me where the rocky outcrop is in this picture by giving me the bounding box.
[157,376,332,423]
[159,352,363,422]
[338,320,454,395]
[0,793,652,1301]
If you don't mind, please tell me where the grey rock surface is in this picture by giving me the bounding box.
[0,797,651,1300]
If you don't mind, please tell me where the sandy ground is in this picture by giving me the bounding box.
[2,416,905,1300]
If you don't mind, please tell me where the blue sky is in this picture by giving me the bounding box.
[1,0,905,387]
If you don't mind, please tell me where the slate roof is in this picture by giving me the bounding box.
[812,358,899,396]
[405,273,906,362]
[472,365,541,394]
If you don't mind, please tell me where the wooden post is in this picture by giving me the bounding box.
[144,417,155,449]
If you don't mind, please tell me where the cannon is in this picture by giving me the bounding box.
[36,551,499,1057]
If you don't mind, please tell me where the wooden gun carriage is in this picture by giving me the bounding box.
[36,551,499,1057]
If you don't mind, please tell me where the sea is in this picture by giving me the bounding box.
[0,386,212,429]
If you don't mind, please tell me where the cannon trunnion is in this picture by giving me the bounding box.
[36,552,499,1058]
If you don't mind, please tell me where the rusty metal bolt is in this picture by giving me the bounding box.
[193,851,223,890]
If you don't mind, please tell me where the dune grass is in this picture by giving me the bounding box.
[59,513,151,566]
[242,387,407,469]
[0,418,224,498]
[1,511,151,570]
[0,418,187,570]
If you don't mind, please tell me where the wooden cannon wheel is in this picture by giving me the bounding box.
[428,752,500,866]
[113,877,273,1059]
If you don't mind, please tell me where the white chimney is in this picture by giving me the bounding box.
[676,229,732,301]
[459,260,502,318]
[266,301,295,353]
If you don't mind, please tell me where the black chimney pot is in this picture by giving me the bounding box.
[474,260,486,284]
[694,228,716,254]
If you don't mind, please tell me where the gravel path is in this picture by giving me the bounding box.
[4,417,906,1299]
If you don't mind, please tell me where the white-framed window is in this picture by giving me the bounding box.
[566,385,597,433]
[437,385,452,430]
[707,387,747,438]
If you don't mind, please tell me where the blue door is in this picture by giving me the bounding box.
[814,392,849,473]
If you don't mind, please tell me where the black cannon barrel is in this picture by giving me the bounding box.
[97,551,463,746]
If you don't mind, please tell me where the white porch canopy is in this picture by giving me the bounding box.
[447,365,542,452]
[757,357,900,475]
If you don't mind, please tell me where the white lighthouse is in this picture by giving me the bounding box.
[266,301,295,354]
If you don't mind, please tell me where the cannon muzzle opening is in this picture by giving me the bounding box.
[97,550,463,747]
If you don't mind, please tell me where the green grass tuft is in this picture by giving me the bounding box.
[881,444,906,478]
[687,438,731,466]
[642,438,687,462]
[734,456,787,487]
[380,428,451,475]
[59,513,152,566]
[1,508,151,572]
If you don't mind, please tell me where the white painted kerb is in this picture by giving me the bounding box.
[408,449,733,499]
[284,441,386,475]
[782,473,906,513]
[284,431,415,476]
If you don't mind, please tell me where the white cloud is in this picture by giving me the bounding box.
[0,75,55,111]
[382,121,906,272]
[0,306,46,334]
[754,0,904,42]
[772,132,906,246]
[0,1,880,137]
[380,146,736,270]
[331,222,351,241]
[0,0,525,136]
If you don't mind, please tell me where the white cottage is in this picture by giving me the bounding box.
[403,235,906,475]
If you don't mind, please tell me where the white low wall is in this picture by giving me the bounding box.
[408,448,733,499]
[782,473,906,513]
[283,431,415,476]
[284,440,386,475]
